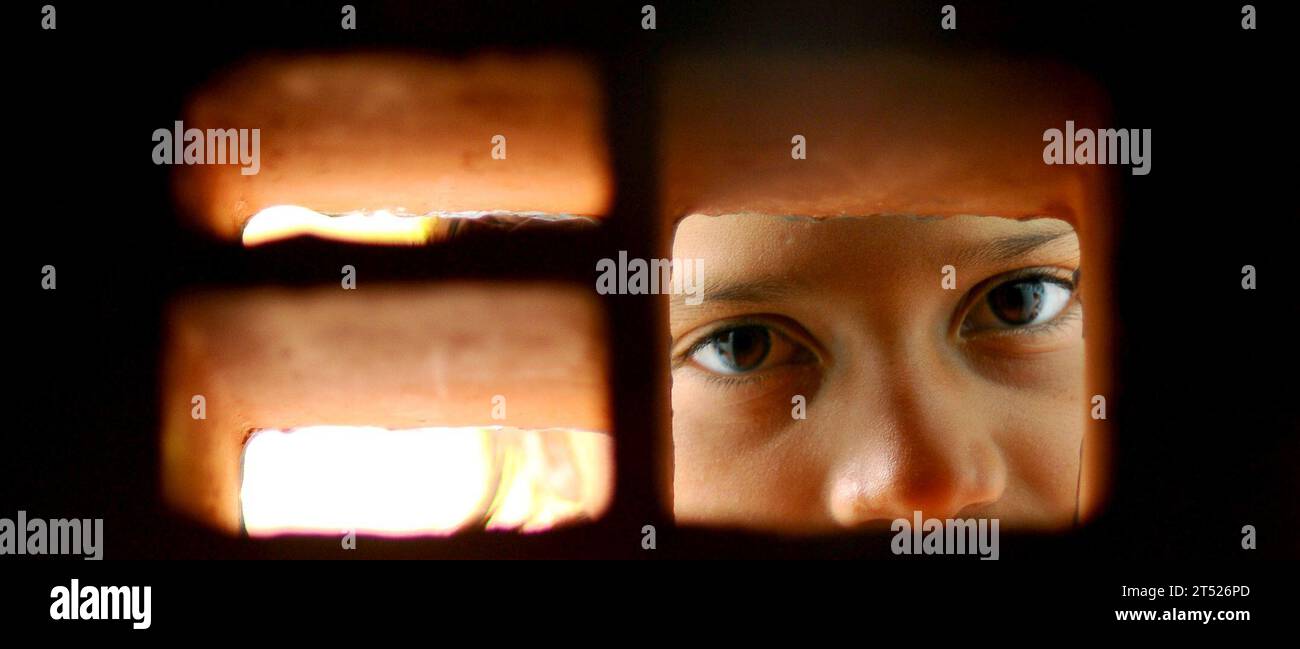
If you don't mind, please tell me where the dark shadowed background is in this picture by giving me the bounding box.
[3,0,1295,632]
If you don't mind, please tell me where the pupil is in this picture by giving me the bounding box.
[988,280,1045,325]
[716,326,771,371]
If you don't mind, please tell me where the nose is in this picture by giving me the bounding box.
[827,378,1007,526]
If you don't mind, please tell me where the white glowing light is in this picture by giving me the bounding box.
[241,205,592,246]
[241,205,440,246]
[239,425,611,537]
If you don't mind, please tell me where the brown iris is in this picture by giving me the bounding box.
[987,280,1049,325]
[709,326,772,373]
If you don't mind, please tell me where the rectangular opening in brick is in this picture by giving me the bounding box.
[171,53,612,245]
[160,283,612,537]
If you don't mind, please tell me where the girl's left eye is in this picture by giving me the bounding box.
[962,272,1077,334]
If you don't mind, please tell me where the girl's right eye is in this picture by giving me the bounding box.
[685,321,816,377]
[691,325,773,374]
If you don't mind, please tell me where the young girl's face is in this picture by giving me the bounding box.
[669,213,1085,532]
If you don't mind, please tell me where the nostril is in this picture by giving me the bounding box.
[827,468,967,526]
[905,441,1009,519]
[828,449,1007,527]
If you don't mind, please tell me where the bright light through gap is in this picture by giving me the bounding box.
[241,205,591,246]
[240,425,613,537]
[241,205,442,246]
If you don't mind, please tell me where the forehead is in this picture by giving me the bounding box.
[661,51,1111,225]
[672,214,1077,281]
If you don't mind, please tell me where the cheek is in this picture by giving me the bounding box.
[989,374,1086,522]
[669,367,823,436]
[670,382,833,526]
[966,341,1087,394]
[958,341,1085,523]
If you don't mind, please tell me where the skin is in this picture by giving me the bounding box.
[659,51,1113,531]
[669,213,1085,532]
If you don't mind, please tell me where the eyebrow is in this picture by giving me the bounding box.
[667,224,1077,316]
[956,227,1079,267]
[669,276,805,313]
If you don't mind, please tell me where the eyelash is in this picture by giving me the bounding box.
[695,370,772,388]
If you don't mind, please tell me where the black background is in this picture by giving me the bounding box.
[2,0,1296,634]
